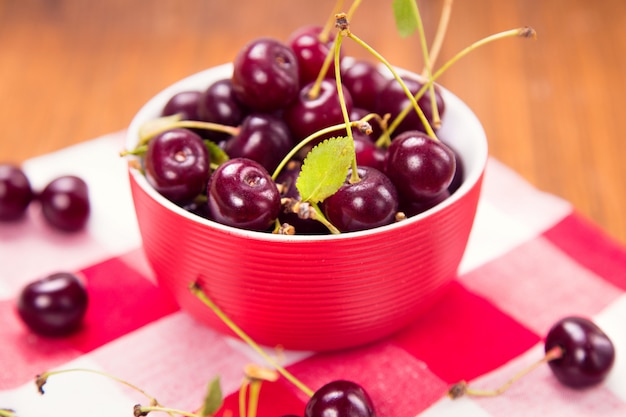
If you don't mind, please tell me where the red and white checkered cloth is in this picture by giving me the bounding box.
[1,131,625,417]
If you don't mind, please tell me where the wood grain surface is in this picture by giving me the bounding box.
[1,0,625,245]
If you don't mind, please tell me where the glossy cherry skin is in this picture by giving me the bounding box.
[161,90,202,121]
[223,113,294,173]
[0,163,33,221]
[284,78,353,144]
[324,166,398,232]
[287,25,336,85]
[144,128,210,205]
[17,272,88,337]
[198,78,249,142]
[400,190,450,218]
[375,76,445,136]
[207,158,281,231]
[231,37,300,112]
[305,380,376,417]
[384,131,456,202]
[545,316,615,388]
[342,59,387,111]
[39,175,90,232]
[354,136,386,172]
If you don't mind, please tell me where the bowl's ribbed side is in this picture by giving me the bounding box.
[130,170,483,351]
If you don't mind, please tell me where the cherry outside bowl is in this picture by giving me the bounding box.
[125,63,487,351]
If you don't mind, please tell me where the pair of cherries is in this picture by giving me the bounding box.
[0,163,90,232]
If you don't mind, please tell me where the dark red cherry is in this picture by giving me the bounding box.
[207,158,281,231]
[287,25,336,85]
[223,113,294,173]
[284,78,353,144]
[305,380,376,417]
[545,316,615,388]
[39,175,90,232]
[342,59,387,111]
[324,166,398,232]
[0,163,33,221]
[231,37,300,112]
[17,272,88,337]
[375,76,445,136]
[354,136,386,172]
[400,190,450,217]
[384,131,456,202]
[144,128,210,204]
[161,90,203,121]
[198,78,249,142]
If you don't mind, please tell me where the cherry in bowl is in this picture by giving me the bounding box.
[125,64,488,351]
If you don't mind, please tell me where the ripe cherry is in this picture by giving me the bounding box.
[342,59,387,111]
[324,166,398,232]
[223,113,294,173]
[305,380,376,417]
[375,75,445,136]
[0,163,33,221]
[449,315,616,399]
[207,158,281,231]
[144,128,210,205]
[231,37,300,112]
[384,131,456,203]
[198,78,249,142]
[161,90,203,121]
[284,78,353,144]
[39,175,90,232]
[287,25,336,85]
[354,136,386,172]
[545,316,615,388]
[17,272,88,337]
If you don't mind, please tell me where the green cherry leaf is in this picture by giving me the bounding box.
[296,136,355,204]
[392,0,419,38]
[199,376,223,417]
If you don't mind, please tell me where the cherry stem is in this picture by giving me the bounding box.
[37,369,177,417]
[345,31,438,140]
[136,117,240,149]
[239,380,248,417]
[346,0,362,20]
[319,0,344,43]
[308,37,338,100]
[333,20,360,184]
[134,404,198,417]
[389,26,536,138]
[448,345,563,399]
[422,0,453,76]
[247,380,262,417]
[409,0,442,129]
[189,282,316,398]
[310,0,364,101]
[311,201,341,234]
[270,118,372,181]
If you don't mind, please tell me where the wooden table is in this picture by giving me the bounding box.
[2,0,625,245]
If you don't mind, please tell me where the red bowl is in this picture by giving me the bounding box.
[125,63,487,351]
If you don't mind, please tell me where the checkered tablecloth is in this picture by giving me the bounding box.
[1,131,625,417]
